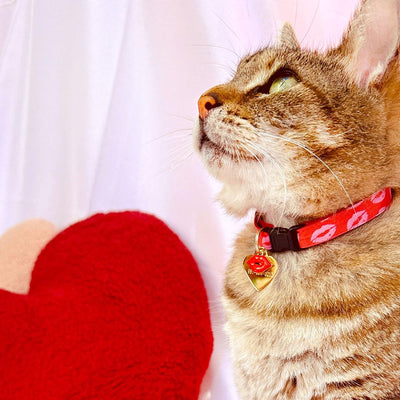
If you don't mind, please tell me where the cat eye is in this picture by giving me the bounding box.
[254,68,299,95]
[269,75,298,94]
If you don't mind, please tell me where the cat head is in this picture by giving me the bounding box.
[193,0,400,223]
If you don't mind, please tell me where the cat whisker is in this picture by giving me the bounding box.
[169,150,194,169]
[241,141,276,217]
[293,0,299,31]
[150,135,193,161]
[211,12,243,52]
[256,144,288,226]
[145,128,192,144]
[300,0,320,45]
[145,149,194,183]
[164,142,193,158]
[233,141,246,164]
[203,62,236,77]
[243,139,288,225]
[258,131,354,209]
[190,44,242,62]
[239,142,270,214]
[167,114,195,123]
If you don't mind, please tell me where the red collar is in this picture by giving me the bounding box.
[255,188,392,252]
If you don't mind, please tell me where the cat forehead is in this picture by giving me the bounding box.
[234,49,280,87]
[233,47,340,89]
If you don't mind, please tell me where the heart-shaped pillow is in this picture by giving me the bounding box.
[0,219,57,294]
[0,212,213,399]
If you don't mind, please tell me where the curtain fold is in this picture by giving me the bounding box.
[0,1,358,398]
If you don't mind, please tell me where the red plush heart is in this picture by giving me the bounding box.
[0,212,213,399]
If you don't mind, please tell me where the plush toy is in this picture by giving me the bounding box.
[0,212,213,399]
[0,219,58,294]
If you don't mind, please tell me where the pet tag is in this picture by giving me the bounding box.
[243,229,278,291]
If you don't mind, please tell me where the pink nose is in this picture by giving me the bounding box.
[198,94,219,120]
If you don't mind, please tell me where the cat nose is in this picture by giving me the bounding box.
[198,93,221,120]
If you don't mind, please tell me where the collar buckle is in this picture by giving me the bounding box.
[264,225,303,252]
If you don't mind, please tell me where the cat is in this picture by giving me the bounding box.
[193,0,400,399]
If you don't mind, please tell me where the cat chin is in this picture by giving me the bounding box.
[203,154,295,218]
[192,119,202,151]
[216,173,320,224]
[217,185,254,217]
[217,182,293,221]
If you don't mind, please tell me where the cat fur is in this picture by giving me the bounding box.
[194,0,400,398]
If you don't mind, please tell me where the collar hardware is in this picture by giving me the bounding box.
[261,225,304,252]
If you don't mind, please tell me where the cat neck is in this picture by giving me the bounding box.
[256,209,297,228]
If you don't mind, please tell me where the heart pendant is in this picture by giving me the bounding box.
[243,252,278,291]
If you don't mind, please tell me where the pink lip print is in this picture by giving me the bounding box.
[310,224,337,244]
[347,210,369,230]
[371,189,387,204]
[246,254,272,274]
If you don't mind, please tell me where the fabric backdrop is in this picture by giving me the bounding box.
[0,0,358,398]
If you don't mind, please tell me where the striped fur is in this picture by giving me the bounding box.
[194,0,400,398]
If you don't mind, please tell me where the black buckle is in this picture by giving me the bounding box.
[263,225,303,252]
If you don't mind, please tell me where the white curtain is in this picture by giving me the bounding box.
[0,0,358,398]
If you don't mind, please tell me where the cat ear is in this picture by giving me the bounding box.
[335,0,400,87]
[276,23,300,51]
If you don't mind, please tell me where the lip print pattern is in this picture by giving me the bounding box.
[371,189,387,204]
[243,256,279,291]
[244,254,273,274]
[310,224,337,244]
[347,210,369,230]
[256,188,392,251]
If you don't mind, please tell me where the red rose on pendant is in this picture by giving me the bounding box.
[246,254,272,274]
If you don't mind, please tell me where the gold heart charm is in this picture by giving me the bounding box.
[243,253,278,291]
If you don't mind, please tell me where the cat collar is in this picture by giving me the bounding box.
[255,188,392,252]
[243,188,392,291]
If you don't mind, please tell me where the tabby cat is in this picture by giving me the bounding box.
[193,0,400,398]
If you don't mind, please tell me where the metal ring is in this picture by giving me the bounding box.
[254,227,268,253]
